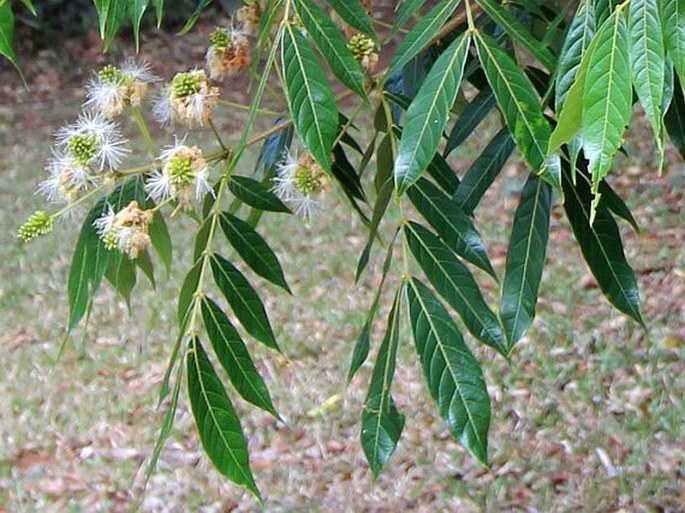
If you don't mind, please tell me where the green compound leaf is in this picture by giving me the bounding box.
[325,0,376,40]
[453,128,515,215]
[580,9,632,222]
[405,222,507,356]
[499,174,552,352]
[281,23,338,172]
[228,176,291,214]
[387,0,462,79]
[406,278,490,465]
[407,178,496,279]
[475,32,558,189]
[219,212,290,293]
[629,0,665,155]
[211,254,280,352]
[201,297,278,417]
[562,169,644,325]
[187,337,261,499]
[475,0,555,70]
[395,32,470,194]
[295,0,367,99]
[361,286,405,478]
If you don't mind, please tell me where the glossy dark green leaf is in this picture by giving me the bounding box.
[395,33,470,194]
[476,0,555,69]
[407,179,496,279]
[562,168,643,324]
[0,2,19,71]
[499,174,552,352]
[229,176,291,213]
[219,212,290,293]
[105,254,137,307]
[281,23,338,172]
[475,32,558,189]
[598,180,640,232]
[406,278,490,465]
[426,152,460,196]
[150,212,172,274]
[405,222,506,355]
[444,88,496,157]
[581,10,632,221]
[295,0,367,99]
[453,128,515,215]
[211,254,279,351]
[361,286,405,477]
[201,297,278,417]
[187,337,260,498]
[664,74,685,159]
[387,0,462,79]
[325,0,376,40]
[348,230,397,383]
[255,118,294,177]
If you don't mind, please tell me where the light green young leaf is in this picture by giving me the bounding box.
[281,23,338,172]
[201,297,278,417]
[475,32,558,189]
[629,0,665,162]
[581,9,632,222]
[325,0,376,40]
[294,0,367,99]
[499,174,552,352]
[406,278,490,465]
[475,0,555,69]
[361,286,405,477]
[661,0,685,86]
[405,222,507,356]
[395,32,470,194]
[386,0,462,79]
[187,338,261,499]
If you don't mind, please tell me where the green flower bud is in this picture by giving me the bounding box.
[18,211,54,242]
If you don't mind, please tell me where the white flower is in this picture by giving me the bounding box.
[84,60,158,118]
[37,151,94,203]
[55,113,130,171]
[272,152,326,219]
[154,69,219,127]
[145,139,212,206]
[94,201,153,259]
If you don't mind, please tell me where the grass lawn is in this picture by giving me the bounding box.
[0,32,684,513]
